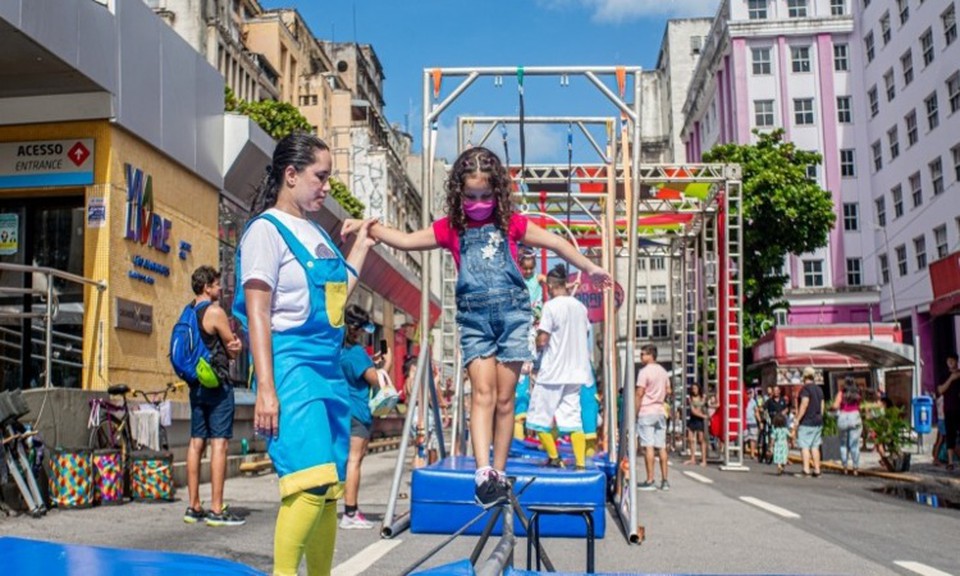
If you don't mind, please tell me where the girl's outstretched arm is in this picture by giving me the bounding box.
[522,221,612,287]
[342,218,439,251]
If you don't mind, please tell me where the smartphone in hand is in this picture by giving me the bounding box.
[380,339,388,355]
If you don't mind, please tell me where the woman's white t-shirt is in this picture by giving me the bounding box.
[240,208,336,332]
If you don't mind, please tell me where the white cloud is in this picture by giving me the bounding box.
[540,0,720,21]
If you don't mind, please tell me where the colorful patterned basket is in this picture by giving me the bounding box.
[47,448,94,508]
[92,449,124,505]
[129,450,175,501]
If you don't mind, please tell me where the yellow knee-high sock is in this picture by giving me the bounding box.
[571,432,587,468]
[514,419,525,441]
[585,436,597,458]
[273,491,337,576]
[538,431,559,459]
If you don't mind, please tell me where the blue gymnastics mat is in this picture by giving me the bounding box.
[0,536,265,575]
[411,456,605,538]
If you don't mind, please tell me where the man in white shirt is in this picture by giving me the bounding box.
[636,344,671,491]
[526,264,592,470]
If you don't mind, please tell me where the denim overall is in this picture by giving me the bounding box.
[233,213,355,499]
[455,223,534,366]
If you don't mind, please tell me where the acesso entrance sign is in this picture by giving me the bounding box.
[0,139,94,189]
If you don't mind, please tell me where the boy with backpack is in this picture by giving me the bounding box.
[172,266,243,526]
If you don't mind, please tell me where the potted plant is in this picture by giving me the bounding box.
[820,412,841,462]
[864,406,911,472]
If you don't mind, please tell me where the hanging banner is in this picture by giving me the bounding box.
[0,213,19,255]
[0,139,95,189]
[572,274,624,324]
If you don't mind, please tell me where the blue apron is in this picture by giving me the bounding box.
[233,213,355,499]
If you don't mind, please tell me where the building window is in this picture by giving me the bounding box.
[876,197,887,227]
[948,73,960,113]
[935,224,949,259]
[914,236,928,269]
[926,92,940,130]
[930,157,944,195]
[864,32,875,63]
[881,12,892,45]
[879,254,890,284]
[892,185,904,218]
[755,99,775,127]
[794,99,814,125]
[884,69,896,102]
[843,202,859,230]
[651,285,667,304]
[806,164,818,180]
[748,0,768,19]
[922,28,935,66]
[650,256,666,270]
[752,47,772,75]
[787,0,808,17]
[792,47,811,73]
[837,96,853,123]
[901,50,914,85]
[888,126,900,160]
[637,286,648,304]
[637,258,647,270]
[869,86,880,117]
[636,320,649,340]
[910,172,923,207]
[872,140,883,172]
[953,144,960,180]
[831,0,846,15]
[691,35,704,55]
[906,110,919,145]
[840,149,856,177]
[896,244,908,276]
[944,5,957,46]
[803,260,824,287]
[846,258,862,286]
[834,44,849,71]
[898,0,910,24]
[652,319,670,339]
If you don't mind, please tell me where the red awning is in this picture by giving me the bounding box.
[360,247,441,327]
[930,250,960,316]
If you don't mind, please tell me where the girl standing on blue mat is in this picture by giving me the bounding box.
[234,133,376,575]
[342,146,611,506]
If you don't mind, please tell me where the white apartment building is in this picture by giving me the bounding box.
[858,0,960,386]
[681,0,881,329]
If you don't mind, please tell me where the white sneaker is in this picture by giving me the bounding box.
[339,511,374,530]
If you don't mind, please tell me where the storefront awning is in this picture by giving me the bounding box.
[752,353,869,370]
[930,250,960,316]
[361,246,441,327]
[812,340,915,369]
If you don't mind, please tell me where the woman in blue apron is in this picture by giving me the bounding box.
[234,133,375,575]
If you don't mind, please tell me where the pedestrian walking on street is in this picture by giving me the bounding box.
[771,412,790,475]
[234,132,377,575]
[791,366,824,478]
[340,146,610,506]
[936,352,960,471]
[683,383,708,467]
[833,376,862,476]
[182,266,244,527]
[636,344,671,491]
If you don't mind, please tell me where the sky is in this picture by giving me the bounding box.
[261,0,720,162]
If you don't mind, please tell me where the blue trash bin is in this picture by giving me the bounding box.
[912,396,933,434]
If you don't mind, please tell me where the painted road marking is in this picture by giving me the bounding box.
[682,470,714,484]
[739,496,800,519]
[331,538,404,576]
[893,561,954,576]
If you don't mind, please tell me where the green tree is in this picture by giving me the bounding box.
[329,177,366,219]
[224,87,312,140]
[702,129,836,345]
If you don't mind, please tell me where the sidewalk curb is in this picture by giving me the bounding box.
[786,454,960,487]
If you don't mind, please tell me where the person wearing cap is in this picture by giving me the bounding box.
[339,304,380,529]
[526,264,592,470]
[791,366,825,477]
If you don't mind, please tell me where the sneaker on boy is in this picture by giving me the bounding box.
[183,506,205,524]
[205,506,246,527]
[637,480,658,491]
[339,510,374,530]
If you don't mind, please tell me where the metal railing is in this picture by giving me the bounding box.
[0,263,106,388]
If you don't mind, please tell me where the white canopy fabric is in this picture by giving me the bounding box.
[812,340,916,369]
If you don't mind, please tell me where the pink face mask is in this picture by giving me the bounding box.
[463,199,495,221]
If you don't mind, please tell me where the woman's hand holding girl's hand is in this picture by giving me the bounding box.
[255,388,280,439]
[586,263,612,288]
[340,218,363,239]
[355,218,379,248]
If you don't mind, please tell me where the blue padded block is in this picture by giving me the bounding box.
[413,559,476,575]
[411,456,605,538]
[0,536,264,575]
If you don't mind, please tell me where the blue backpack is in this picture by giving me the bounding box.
[169,301,219,388]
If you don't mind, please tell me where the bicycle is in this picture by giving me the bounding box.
[88,382,183,459]
[0,390,46,518]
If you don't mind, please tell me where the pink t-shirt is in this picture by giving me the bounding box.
[637,362,670,417]
[432,213,529,270]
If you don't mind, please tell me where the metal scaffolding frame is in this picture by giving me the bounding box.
[382,64,744,551]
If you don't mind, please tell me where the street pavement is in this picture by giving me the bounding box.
[1,446,959,575]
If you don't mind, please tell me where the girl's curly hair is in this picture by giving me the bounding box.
[444,147,514,234]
